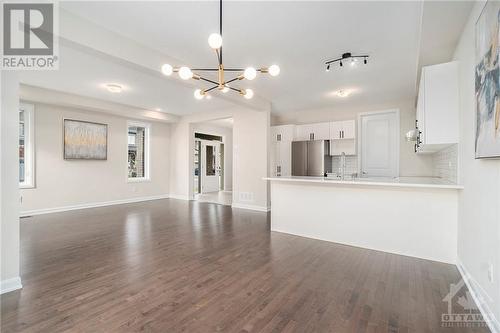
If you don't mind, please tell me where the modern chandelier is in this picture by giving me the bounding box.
[160,0,280,100]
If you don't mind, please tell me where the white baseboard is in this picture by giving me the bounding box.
[20,194,170,217]
[231,203,270,212]
[0,277,22,294]
[457,259,500,333]
[169,194,192,201]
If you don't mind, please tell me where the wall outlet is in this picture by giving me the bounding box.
[488,263,494,283]
[238,192,254,202]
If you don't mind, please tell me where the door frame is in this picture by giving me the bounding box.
[357,109,400,177]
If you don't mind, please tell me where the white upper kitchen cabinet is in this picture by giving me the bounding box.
[295,122,330,141]
[416,61,459,153]
[329,120,356,140]
[271,125,295,143]
[342,120,356,139]
[329,120,356,155]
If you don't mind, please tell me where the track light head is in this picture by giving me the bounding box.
[339,61,343,67]
[364,58,367,65]
[326,64,330,72]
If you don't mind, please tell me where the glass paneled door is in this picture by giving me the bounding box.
[201,141,221,193]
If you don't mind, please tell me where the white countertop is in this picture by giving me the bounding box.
[264,176,463,190]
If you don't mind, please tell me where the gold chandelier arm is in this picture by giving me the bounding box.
[205,85,219,93]
[198,76,219,86]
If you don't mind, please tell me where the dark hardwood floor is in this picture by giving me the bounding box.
[1,199,489,332]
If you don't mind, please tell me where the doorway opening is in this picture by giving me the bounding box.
[193,125,232,206]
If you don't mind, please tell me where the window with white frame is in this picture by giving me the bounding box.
[19,103,35,188]
[127,122,150,181]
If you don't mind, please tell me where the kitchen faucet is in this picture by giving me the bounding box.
[340,152,346,180]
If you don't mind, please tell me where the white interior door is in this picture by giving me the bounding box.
[201,142,220,193]
[360,111,399,178]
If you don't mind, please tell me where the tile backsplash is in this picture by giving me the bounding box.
[433,144,458,183]
[331,155,358,176]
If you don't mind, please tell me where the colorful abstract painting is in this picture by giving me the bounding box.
[475,1,500,158]
[64,119,107,160]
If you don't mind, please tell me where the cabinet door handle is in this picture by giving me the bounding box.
[310,133,314,140]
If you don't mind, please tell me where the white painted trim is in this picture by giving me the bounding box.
[457,259,500,333]
[20,194,170,217]
[168,194,192,201]
[0,277,22,294]
[231,203,270,212]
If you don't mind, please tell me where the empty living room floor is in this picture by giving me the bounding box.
[1,199,489,333]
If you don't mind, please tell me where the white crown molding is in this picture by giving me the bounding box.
[0,277,22,295]
[20,194,170,217]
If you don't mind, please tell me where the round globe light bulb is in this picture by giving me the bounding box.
[243,89,254,99]
[268,64,280,77]
[208,33,222,49]
[243,67,257,80]
[222,86,229,93]
[161,63,173,76]
[179,66,193,80]
[194,89,205,100]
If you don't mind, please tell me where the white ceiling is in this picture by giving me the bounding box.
[20,1,474,117]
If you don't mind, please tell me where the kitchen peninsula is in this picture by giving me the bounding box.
[265,176,462,264]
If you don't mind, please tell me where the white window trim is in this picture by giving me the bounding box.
[127,121,151,182]
[19,102,35,189]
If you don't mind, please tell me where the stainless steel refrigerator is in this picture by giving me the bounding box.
[291,140,332,177]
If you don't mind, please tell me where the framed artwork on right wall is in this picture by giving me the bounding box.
[475,0,500,158]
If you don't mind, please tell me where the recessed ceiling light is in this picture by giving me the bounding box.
[332,89,355,98]
[106,84,122,93]
[336,90,349,97]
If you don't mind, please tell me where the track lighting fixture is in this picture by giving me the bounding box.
[325,52,369,71]
[160,0,280,100]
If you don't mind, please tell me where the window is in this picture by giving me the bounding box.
[206,145,216,176]
[19,103,35,188]
[127,122,150,181]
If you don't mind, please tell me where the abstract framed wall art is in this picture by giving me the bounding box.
[63,119,107,160]
[475,0,500,158]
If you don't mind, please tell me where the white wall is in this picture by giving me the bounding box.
[232,109,270,210]
[271,99,434,177]
[168,121,191,200]
[191,123,233,191]
[1,72,21,292]
[20,103,170,213]
[454,2,500,329]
